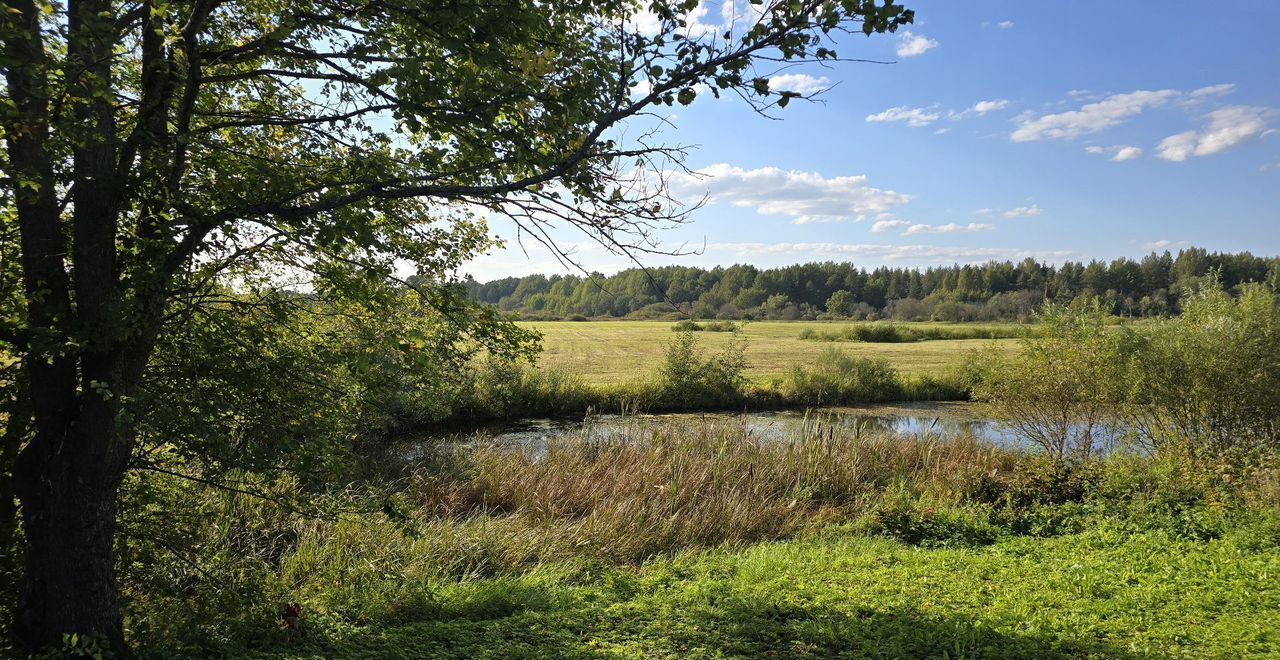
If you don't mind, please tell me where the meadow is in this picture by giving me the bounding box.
[524,320,1023,384]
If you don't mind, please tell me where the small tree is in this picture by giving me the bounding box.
[972,303,1124,464]
[826,290,855,317]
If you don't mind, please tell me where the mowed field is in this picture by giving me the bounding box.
[522,320,1023,384]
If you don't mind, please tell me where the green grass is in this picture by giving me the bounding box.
[524,321,1021,385]
[253,526,1280,659]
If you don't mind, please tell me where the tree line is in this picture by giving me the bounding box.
[464,248,1280,321]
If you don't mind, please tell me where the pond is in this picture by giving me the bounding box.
[403,402,1086,460]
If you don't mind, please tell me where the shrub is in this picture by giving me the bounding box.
[970,303,1124,464]
[672,320,739,332]
[782,348,902,405]
[655,331,747,408]
[1122,283,1280,463]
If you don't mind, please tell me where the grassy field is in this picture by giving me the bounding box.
[524,321,1023,384]
[256,527,1280,659]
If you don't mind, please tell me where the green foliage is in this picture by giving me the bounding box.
[826,289,855,317]
[1122,282,1280,462]
[799,322,1026,343]
[973,283,1280,467]
[971,302,1126,463]
[655,331,748,408]
[671,319,738,332]
[783,348,904,405]
[457,357,595,420]
[468,249,1280,320]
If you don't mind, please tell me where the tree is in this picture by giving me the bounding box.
[826,289,854,317]
[0,0,915,651]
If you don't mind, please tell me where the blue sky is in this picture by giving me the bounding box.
[466,0,1280,280]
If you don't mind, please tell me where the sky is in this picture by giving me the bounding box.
[463,0,1280,281]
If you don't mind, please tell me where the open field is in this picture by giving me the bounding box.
[524,320,1024,384]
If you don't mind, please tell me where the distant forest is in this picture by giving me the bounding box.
[462,248,1280,322]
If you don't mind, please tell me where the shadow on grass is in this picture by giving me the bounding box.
[680,592,1153,659]
[256,582,1154,659]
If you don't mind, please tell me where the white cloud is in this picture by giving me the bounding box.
[1002,204,1043,218]
[996,20,1015,29]
[1190,83,1236,98]
[768,73,830,96]
[969,99,1010,115]
[1085,144,1143,161]
[934,127,951,135]
[1143,240,1190,250]
[668,164,912,222]
[902,222,995,235]
[866,106,941,127]
[896,31,938,58]
[1011,89,1179,142]
[871,219,911,233]
[1112,146,1143,161]
[708,242,1074,263]
[1156,106,1271,162]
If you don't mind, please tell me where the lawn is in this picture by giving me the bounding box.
[258,527,1280,659]
[523,320,1023,384]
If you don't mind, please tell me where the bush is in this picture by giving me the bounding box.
[655,331,747,408]
[797,323,1024,343]
[782,348,902,405]
[671,319,738,332]
[970,303,1124,464]
[1122,283,1280,463]
[459,357,595,419]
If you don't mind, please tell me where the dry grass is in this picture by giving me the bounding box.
[409,417,1020,564]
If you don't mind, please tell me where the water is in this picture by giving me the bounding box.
[406,402,1048,459]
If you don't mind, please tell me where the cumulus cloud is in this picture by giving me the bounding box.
[1112,146,1144,161]
[896,31,938,58]
[1002,204,1043,218]
[1085,145,1144,161]
[668,163,912,222]
[708,242,1074,263]
[1156,106,1272,162]
[768,73,830,96]
[1011,89,1179,142]
[866,106,941,127]
[996,20,1015,29]
[902,222,995,235]
[968,99,1010,115]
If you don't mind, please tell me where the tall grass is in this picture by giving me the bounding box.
[121,413,1280,655]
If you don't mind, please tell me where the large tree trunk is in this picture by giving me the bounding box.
[14,385,131,655]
